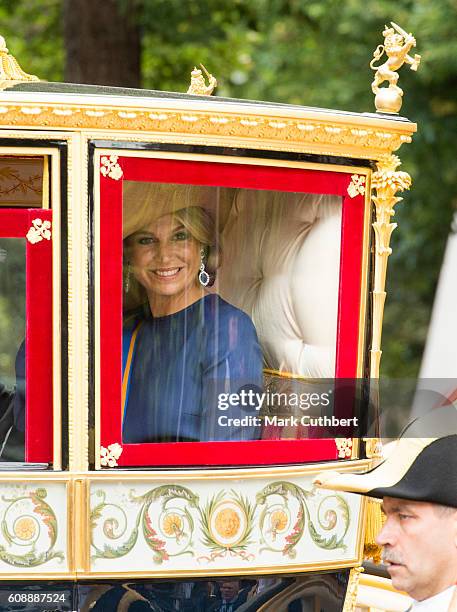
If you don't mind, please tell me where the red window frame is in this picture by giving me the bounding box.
[99,156,367,467]
[0,209,53,463]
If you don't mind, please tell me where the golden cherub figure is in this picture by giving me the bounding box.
[187,64,217,96]
[370,22,421,113]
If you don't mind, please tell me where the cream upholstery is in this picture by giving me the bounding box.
[218,190,342,377]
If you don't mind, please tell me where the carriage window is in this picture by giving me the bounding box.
[0,238,26,461]
[98,155,368,467]
[0,208,53,465]
[121,183,342,445]
[0,149,59,468]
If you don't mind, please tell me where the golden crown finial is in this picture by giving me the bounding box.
[370,22,421,114]
[0,34,39,90]
[187,64,217,96]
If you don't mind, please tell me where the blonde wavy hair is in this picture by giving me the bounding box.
[123,183,221,311]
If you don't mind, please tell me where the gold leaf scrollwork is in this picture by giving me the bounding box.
[335,438,353,459]
[347,174,366,198]
[370,154,411,378]
[363,437,383,459]
[100,155,123,180]
[343,566,364,611]
[100,442,123,467]
[26,218,51,244]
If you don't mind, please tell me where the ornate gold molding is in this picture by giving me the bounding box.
[370,154,411,378]
[343,565,364,611]
[0,102,415,159]
[0,35,39,90]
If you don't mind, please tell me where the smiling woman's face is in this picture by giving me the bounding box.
[128,212,201,306]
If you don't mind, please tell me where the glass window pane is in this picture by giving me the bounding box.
[121,183,341,445]
[0,238,26,461]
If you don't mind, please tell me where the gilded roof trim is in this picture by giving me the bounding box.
[0,92,416,159]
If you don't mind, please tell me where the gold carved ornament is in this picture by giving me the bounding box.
[343,566,364,612]
[370,22,421,114]
[0,35,39,90]
[364,497,386,564]
[370,153,412,379]
[364,153,411,560]
[187,64,217,96]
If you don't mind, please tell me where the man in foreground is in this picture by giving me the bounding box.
[314,435,457,611]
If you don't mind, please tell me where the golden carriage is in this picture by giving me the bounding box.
[0,27,419,611]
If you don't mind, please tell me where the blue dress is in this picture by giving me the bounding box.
[122,294,263,443]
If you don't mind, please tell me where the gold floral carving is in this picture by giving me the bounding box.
[100,442,123,467]
[370,154,411,378]
[347,174,366,198]
[0,35,39,90]
[100,155,123,180]
[26,218,52,243]
[343,566,364,611]
[0,104,414,159]
[363,437,383,459]
[335,438,353,459]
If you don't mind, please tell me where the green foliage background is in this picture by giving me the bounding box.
[1,0,455,378]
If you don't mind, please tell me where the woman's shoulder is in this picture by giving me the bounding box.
[123,304,149,331]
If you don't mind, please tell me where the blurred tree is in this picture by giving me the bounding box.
[0,0,63,81]
[0,0,455,378]
[63,0,141,86]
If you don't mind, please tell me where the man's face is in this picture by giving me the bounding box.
[220,582,239,602]
[376,497,457,601]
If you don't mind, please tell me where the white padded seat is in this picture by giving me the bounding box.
[217,190,342,378]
